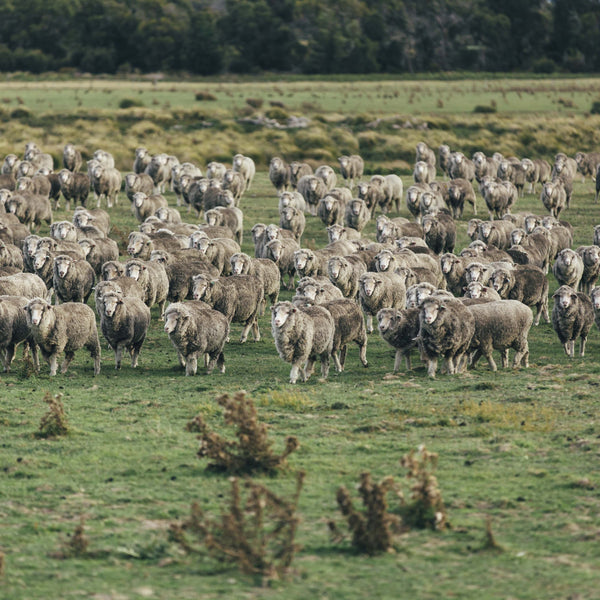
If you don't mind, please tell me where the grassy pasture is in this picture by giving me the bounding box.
[0,78,600,599]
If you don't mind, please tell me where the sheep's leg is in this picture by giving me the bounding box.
[470,349,482,367]
[240,319,253,343]
[185,353,198,376]
[485,351,498,372]
[303,358,315,381]
[340,345,348,370]
[366,314,373,334]
[580,336,587,357]
[320,353,330,379]
[114,346,123,369]
[357,342,368,367]
[217,351,226,374]
[289,363,301,384]
[427,358,438,378]
[331,351,343,373]
[49,354,59,376]
[251,318,261,342]
[501,349,509,369]
[393,350,402,372]
[177,351,186,368]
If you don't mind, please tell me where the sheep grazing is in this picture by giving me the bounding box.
[466,300,533,371]
[0,294,38,372]
[338,155,364,189]
[321,298,368,371]
[447,178,476,219]
[232,153,256,190]
[358,271,406,334]
[25,297,100,376]
[552,285,594,358]
[0,272,47,299]
[344,198,371,233]
[191,273,264,343]
[297,175,328,216]
[124,258,169,316]
[271,301,335,384]
[540,179,567,218]
[422,213,456,254]
[413,160,435,184]
[52,255,95,304]
[133,147,151,174]
[489,265,549,326]
[4,190,52,232]
[164,301,229,376]
[553,248,584,290]
[269,157,291,193]
[91,164,122,209]
[230,252,280,311]
[100,291,151,369]
[279,205,305,242]
[377,307,420,371]
[125,172,155,203]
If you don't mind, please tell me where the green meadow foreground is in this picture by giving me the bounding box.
[1,77,600,599]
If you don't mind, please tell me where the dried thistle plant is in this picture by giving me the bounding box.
[170,471,305,581]
[334,472,402,555]
[187,391,299,475]
[51,519,89,559]
[481,517,503,553]
[36,392,69,439]
[399,445,447,530]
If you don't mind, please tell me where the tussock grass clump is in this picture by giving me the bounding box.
[195,91,217,101]
[52,519,89,559]
[186,391,299,474]
[459,399,557,432]
[36,392,69,439]
[591,101,600,115]
[170,472,304,581]
[246,97,263,109]
[118,98,144,109]
[480,517,504,553]
[473,104,497,114]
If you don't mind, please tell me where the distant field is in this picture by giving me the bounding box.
[1,77,600,599]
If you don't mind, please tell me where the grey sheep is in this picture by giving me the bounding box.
[62,144,82,173]
[52,254,95,304]
[289,161,313,189]
[575,151,600,183]
[154,206,182,225]
[124,258,169,316]
[125,172,155,203]
[472,152,499,183]
[203,182,236,213]
[467,299,533,370]
[92,149,115,169]
[32,248,60,301]
[279,205,305,243]
[540,179,567,218]
[326,224,362,243]
[232,153,256,190]
[328,255,368,299]
[2,154,20,177]
[101,260,125,281]
[269,157,291,193]
[16,174,51,198]
[73,207,111,236]
[297,175,328,216]
[369,174,403,214]
[405,183,430,222]
[133,147,151,175]
[264,238,300,289]
[230,252,281,311]
[416,142,437,169]
[418,296,475,377]
[172,162,203,207]
[438,145,451,176]
[0,272,47,299]
[295,276,343,304]
[405,282,439,308]
[359,271,406,333]
[481,179,517,220]
[23,143,53,171]
[317,194,346,227]
[377,307,421,371]
[476,220,515,250]
[553,248,584,290]
[447,178,476,219]
[422,213,456,254]
[163,301,229,375]
[133,192,168,223]
[22,234,41,272]
[145,153,174,194]
[4,190,52,231]
[489,264,549,326]
[576,245,600,294]
[413,160,435,184]
[194,236,240,275]
[497,159,526,197]
[278,190,306,213]
[91,164,122,209]
[222,168,246,204]
[293,248,327,279]
[100,290,151,369]
[315,164,337,190]
[24,297,100,376]
[271,300,335,383]
[0,240,24,270]
[448,152,475,181]
[127,231,183,261]
[338,155,364,189]
[377,217,423,243]
[344,198,371,233]
[508,228,551,272]
[552,285,594,357]
[590,287,600,330]
[205,206,244,244]
[251,223,268,259]
[321,298,368,371]
[191,273,264,343]
[94,278,145,316]
[78,237,119,276]
[0,294,38,372]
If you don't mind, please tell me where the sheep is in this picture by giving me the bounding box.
[278,190,306,213]
[540,179,567,218]
[497,159,526,196]
[91,164,122,209]
[462,280,502,301]
[317,194,345,227]
[482,179,517,220]
[358,271,406,334]
[125,172,155,203]
[172,162,203,207]
[321,298,368,371]
[73,207,111,236]
[552,285,594,358]
[203,182,236,212]
[145,153,174,193]
[101,260,124,281]
[78,237,119,276]
[576,245,600,294]
[0,272,47,299]
[489,264,549,325]
[314,164,336,191]
[422,213,456,254]
[55,169,89,211]
[191,273,264,343]
[327,255,368,299]
[326,224,361,243]
[32,248,61,300]
[271,301,335,383]
[447,178,476,219]
[377,217,423,243]
[24,297,100,376]
[476,220,514,251]
[338,155,364,189]
[24,143,53,171]
[205,206,244,244]
[295,276,343,305]
[99,290,151,369]
[52,254,95,304]
[124,258,169,316]
[4,191,52,231]
[289,161,313,189]
[2,154,20,178]
[472,152,499,183]
[415,141,436,168]
[269,157,291,193]
[448,152,475,181]
[133,147,151,174]
[220,168,245,205]
[0,240,24,270]
[553,248,584,290]
[22,234,41,272]
[278,205,305,243]
[369,174,403,214]
[264,238,301,289]
[467,300,533,370]
[293,248,326,279]
[413,160,435,184]
[16,174,51,199]
[437,145,451,176]
[232,154,256,190]
[62,144,82,173]
[418,296,475,377]
[163,301,229,376]
[377,307,420,371]
[92,149,115,169]
[405,182,430,222]
[132,192,168,223]
[193,236,240,275]
[508,228,551,272]
[297,175,328,216]
[94,278,145,316]
[591,288,600,330]
[575,151,600,182]
[230,252,281,311]
[206,161,227,181]
[0,294,38,372]
[344,198,371,233]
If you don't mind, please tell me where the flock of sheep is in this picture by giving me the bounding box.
[0,139,599,381]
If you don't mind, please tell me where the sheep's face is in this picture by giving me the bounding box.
[591,289,600,310]
[308,178,318,192]
[6,199,18,214]
[294,251,309,271]
[92,165,104,180]
[205,211,219,226]
[469,241,486,254]
[360,275,380,297]
[322,197,334,212]
[282,207,295,223]
[357,183,368,199]
[136,147,147,159]
[134,193,147,208]
[299,282,318,301]
[554,286,575,310]
[473,153,485,168]
[406,188,420,207]
[194,238,210,254]
[125,174,137,189]
[54,256,72,278]
[271,157,282,171]
[126,263,143,281]
[266,241,282,262]
[17,177,32,191]
[338,156,349,170]
[414,162,428,179]
[58,169,72,186]
[465,282,484,299]
[79,240,93,257]
[559,250,573,267]
[351,201,362,216]
[230,256,246,275]
[73,211,89,227]
[440,255,456,274]
[491,271,510,293]
[127,234,145,256]
[405,288,419,308]
[192,276,210,301]
[328,258,342,280]
[24,237,40,258]
[33,250,49,271]
[422,218,434,234]
[542,183,555,199]
[421,300,443,325]
[479,222,492,240]
[327,225,342,242]
[584,246,600,265]
[466,263,486,283]
[18,161,34,178]
[164,309,184,334]
[377,309,396,333]
[25,299,49,327]
[524,217,539,234]
[4,154,17,168]
[416,288,435,305]
[376,252,393,272]
[271,303,294,328]
[233,155,243,169]
[103,293,122,318]
[511,229,525,245]
[265,225,280,242]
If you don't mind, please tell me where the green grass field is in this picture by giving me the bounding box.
[1,77,600,599]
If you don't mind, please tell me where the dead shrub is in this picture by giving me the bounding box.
[36,392,69,439]
[170,471,305,581]
[195,91,217,102]
[51,519,89,559]
[186,391,299,475]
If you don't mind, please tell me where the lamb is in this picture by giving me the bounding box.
[191,273,264,343]
[232,153,256,190]
[78,237,120,276]
[279,205,305,242]
[278,190,306,213]
[448,152,475,181]
[321,298,368,371]
[132,192,168,223]
[99,290,151,369]
[338,155,364,189]
[540,179,567,218]
[205,206,244,244]
[552,285,594,358]
[206,161,227,181]
[4,191,52,231]
[327,255,368,299]
[377,307,420,371]
[124,258,169,316]
[52,254,95,304]
[0,294,38,372]
[489,264,549,325]
[358,271,406,333]
[297,175,328,216]
[422,213,456,254]
[271,301,335,383]
[163,301,229,375]
[418,296,475,377]
[125,172,155,203]
[289,161,313,189]
[413,160,435,184]
[576,245,600,294]
[0,240,24,270]
[344,198,371,233]
[295,276,343,305]
[230,252,281,310]
[24,297,100,376]
[467,300,533,370]
[317,194,345,227]
[90,164,122,209]
[553,248,584,290]
[447,178,476,219]
[0,272,47,299]
[269,157,291,193]
[133,147,151,174]
[94,278,145,316]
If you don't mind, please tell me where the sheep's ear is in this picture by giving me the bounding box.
[209,280,218,287]
[270,306,275,312]
[439,303,446,310]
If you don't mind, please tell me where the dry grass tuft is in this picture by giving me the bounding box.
[36,392,69,439]
[480,517,504,553]
[51,519,89,559]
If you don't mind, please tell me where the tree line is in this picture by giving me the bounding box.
[0,0,598,76]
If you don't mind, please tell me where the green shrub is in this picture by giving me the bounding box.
[591,101,600,115]
[265,106,289,121]
[195,91,217,101]
[119,98,144,109]
[473,105,497,114]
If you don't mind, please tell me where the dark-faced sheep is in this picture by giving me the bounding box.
[25,298,100,376]
[552,285,594,358]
